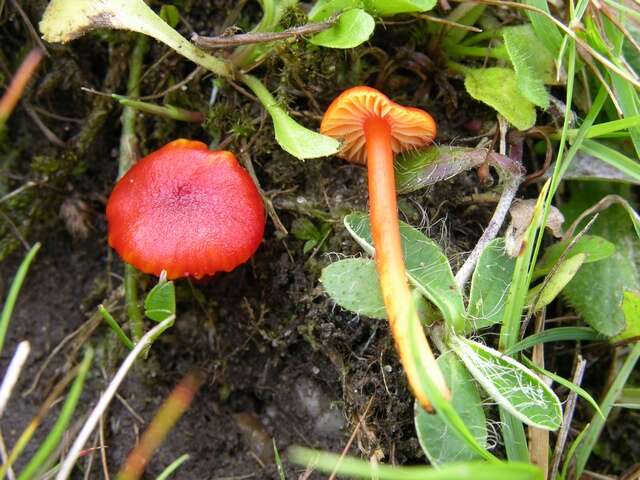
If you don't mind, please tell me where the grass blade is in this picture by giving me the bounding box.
[17,348,94,480]
[0,243,41,356]
[288,448,542,479]
[571,342,640,478]
[521,356,603,418]
[506,327,603,355]
[155,454,189,480]
[579,139,640,183]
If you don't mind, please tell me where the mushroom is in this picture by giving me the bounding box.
[321,87,449,409]
[107,139,265,279]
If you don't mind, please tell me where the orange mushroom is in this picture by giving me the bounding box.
[321,87,449,410]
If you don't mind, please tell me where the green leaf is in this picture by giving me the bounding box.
[344,213,466,331]
[291,217,321,241]
[415,352,487,465]
[364,0,437,15]
[308,0,436,20]
[310,9,375,49]
[308,0,364,21]
[395,146,485,194]
[562,187,640,337]
[520,0,562,56]
[240,74,340,160]
[269,106,341,160]
[159,4,180,28]
[452,336,563,430]
[503,25,552,107]
[320,258,387,319]
[466,238,515,330]
[464,67,536,130]
[617,290,640,341]
[527,253,586,311]
[144,280,176,322]
[534,235,616,278]
[288,448,543,480]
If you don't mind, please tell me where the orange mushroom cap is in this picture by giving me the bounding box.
[320,86,437,165]
[106,139,265,280]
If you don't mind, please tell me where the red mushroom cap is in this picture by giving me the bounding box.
[107,139,265,279]
[320,86,437,165]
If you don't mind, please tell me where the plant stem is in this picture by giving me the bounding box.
[113,95,204,123]
[98,305,135,350]
[0,49,44,129]
[118,35,148,343]
[192,18,336,49]
[454,170,522,289]
[364,117,449,410]
[445,44,509,60]
[116,371,203,480]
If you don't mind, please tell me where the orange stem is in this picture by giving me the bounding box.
[117,371,204,480]
[0,49,44,127]
[364,117,450,410]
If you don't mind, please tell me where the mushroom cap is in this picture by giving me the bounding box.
[107,139,265,279]
[320,86,437,165]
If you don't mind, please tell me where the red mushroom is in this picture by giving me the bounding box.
[107,139,265,279]
[321,87,449,410]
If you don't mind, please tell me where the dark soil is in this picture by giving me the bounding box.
[1,1,638,479]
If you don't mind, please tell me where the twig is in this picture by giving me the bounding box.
[0,427,16,480]
[415,14,482,32]
[7,0,49,55]
[549,356,587,480]
[454,121,524,289]
[55,316,174,480]
[99,414,110,480]
[328,397,375,480]
[192,18,337,49]
[23,104,66,147]
[0,341,30,418]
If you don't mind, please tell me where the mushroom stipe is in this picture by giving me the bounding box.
[321,87,450,410]
[107,139,265,280]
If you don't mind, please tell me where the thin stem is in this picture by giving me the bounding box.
[192,18,337,49]
[98,305,134,350]
[113,95,204,123]
[364,117,449,410]
[0,48,44,128]
[454,171,522,289]
[118,36,148,342]
[116,371,203,480]
[124,264,143,343]
[445,44,509,60]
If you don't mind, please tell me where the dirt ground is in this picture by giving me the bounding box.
[1,1,639,479]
